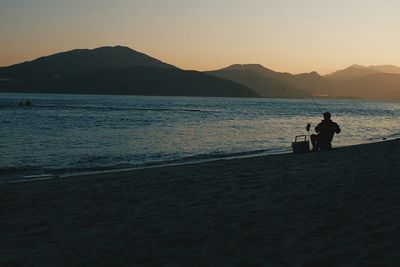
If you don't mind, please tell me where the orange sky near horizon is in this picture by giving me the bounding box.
[1,0,400,74]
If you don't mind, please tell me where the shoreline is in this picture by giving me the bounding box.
[62,138,394,179]
[2,139,400,266]
[64,139,386,179]
[1,147,280,183]
[1,139,388,184]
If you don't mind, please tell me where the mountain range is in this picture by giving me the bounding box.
[1,45,400,99]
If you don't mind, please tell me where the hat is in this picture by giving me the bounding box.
[323,112,331,119]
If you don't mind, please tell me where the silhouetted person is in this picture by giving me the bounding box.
[311,112,341,151]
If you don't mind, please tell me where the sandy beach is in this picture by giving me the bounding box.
[2,139,400,266]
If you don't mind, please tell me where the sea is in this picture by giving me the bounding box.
[1,93,400,180]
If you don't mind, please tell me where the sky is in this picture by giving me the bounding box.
[1,0,400,74]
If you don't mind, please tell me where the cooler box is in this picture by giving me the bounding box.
[292,135,310,154]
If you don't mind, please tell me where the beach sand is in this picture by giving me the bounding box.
[2,140,400,266]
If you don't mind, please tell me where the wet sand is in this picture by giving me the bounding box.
[2,139,400,266]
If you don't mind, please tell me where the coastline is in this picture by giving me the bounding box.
[60,139,388,180]
[1,139,383,183]
[2,139,400,266]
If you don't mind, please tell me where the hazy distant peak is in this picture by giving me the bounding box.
[349,64,368,69]
[308,71,321,76]
[225,63,267,70]
[343,64,400,73]
[294,71,323,79]
[326,63,400,81]
[367,64,400,74]
[368,64,397,68]
[325,65,382,81]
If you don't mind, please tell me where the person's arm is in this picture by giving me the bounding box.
[315,123,321,133]
[334,123,341,134]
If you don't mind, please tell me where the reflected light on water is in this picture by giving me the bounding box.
[1,93,400,178]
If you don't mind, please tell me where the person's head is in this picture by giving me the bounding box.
[323,112,331,120]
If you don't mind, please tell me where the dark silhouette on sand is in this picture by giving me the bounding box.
[311,112,341,151]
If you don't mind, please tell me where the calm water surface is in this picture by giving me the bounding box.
[1,93,400,179]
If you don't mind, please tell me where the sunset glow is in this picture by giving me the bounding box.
[1,0,400,74]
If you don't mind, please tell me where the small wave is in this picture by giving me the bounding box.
[168,149,272,162]
[33,104,213,113]
[367,132,400,141]
[1,148,289,182]
[68,148,288,174]
[0,166,44,181]
[385,132,400,139]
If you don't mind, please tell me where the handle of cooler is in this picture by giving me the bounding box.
[295,135,307,142]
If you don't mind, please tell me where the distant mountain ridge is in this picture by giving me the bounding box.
[2,46,400,99]
[325,64,400,81]
[208,64,335,98]
[0,46,259,98]
[333,73,400,99]
[207,64,309,98]
[318,64,400,99]
[209,63,400,99]
[368,65,400,74]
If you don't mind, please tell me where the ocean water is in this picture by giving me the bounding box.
[1,93,400,180]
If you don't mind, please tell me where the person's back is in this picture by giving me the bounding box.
[315,119,340,142]
[311,112,341,151]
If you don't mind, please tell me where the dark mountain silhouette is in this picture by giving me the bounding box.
[208,64,335,97]
[0,46,176,80]
[1,66,259,97]
[0,46,259,98]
